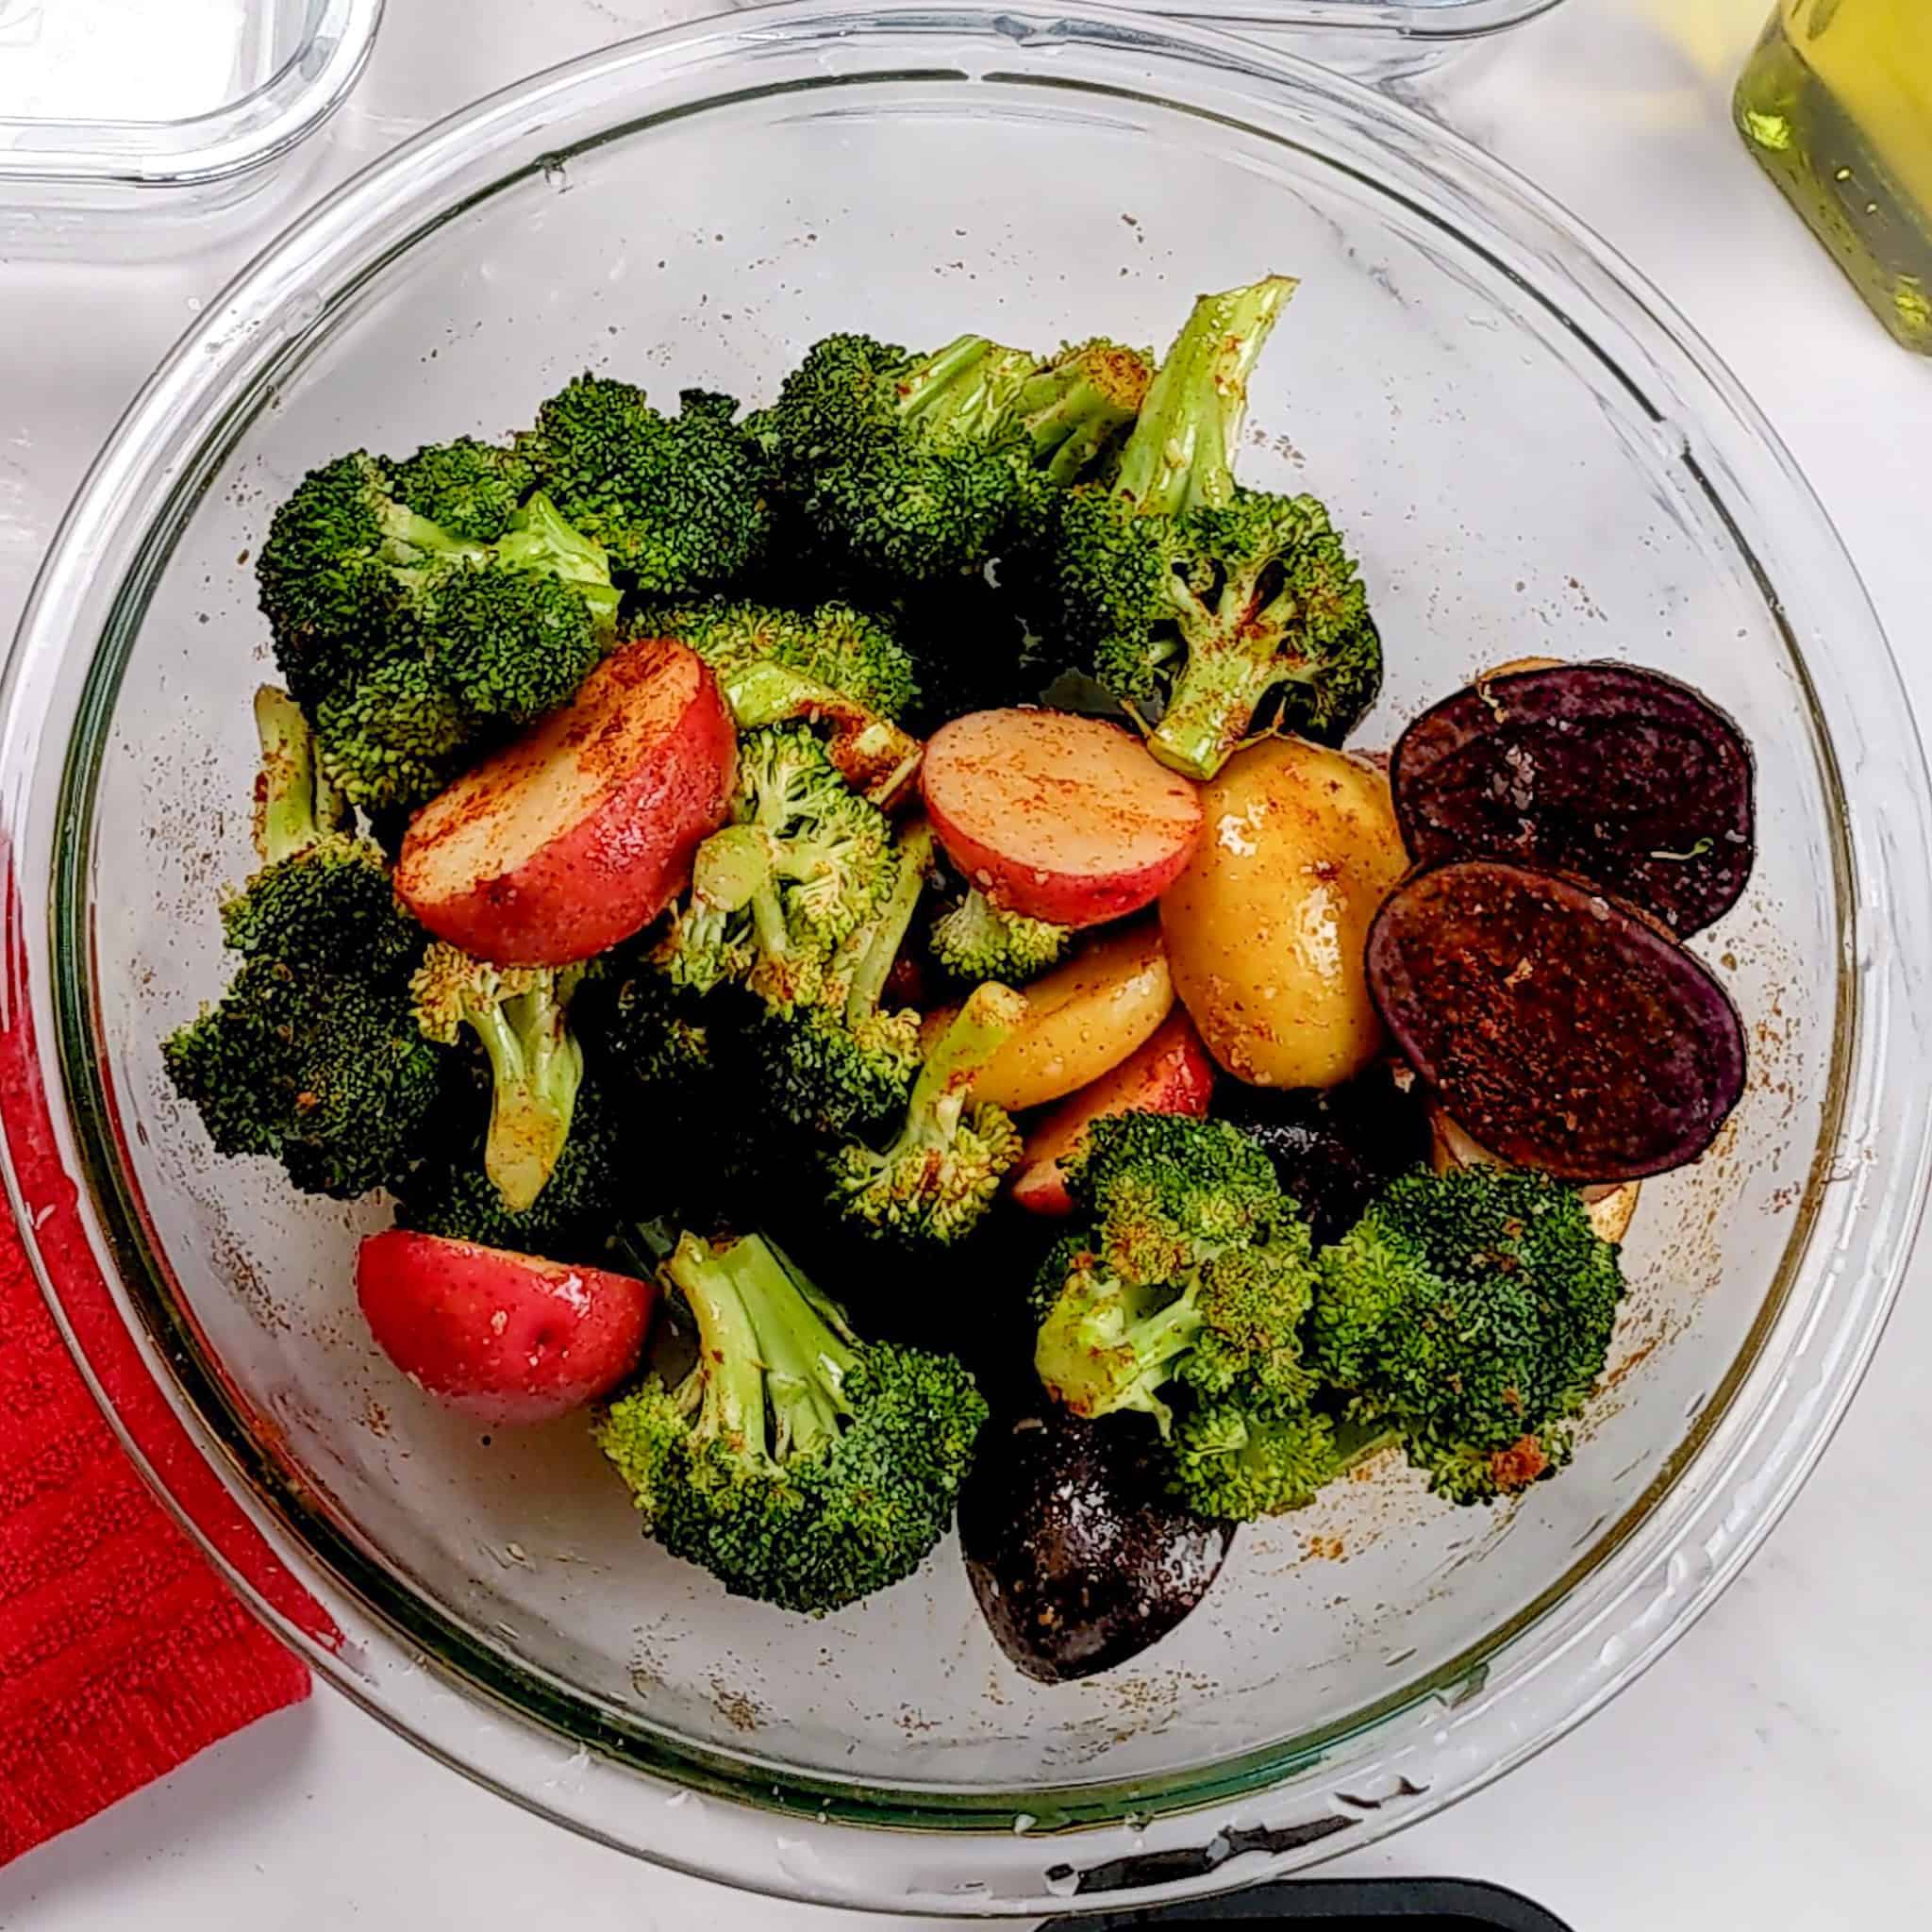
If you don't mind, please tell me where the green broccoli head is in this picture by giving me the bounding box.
[519,376,771,593]
[1061,487,1381,778]
[411,943,590,1215]
[826,981,1026,1246]
[219,689,425,980]
[649,598,918,722]
[310,551,608,814]
[1031,1113,1328,1522]
[1064,1110,1288,1287]
[594,1231,987,1613]
[406,558,605,722]
[758,331,1146,589]
[256,451,470,704]
[600,968,718,1105]
[1170,1402,1338,1524]
[392,1079,629,1266]
[1046,277,1381,776]
[928,887,1071,987]
[311,656,473,814]
[748,1005,922,1143]
[164,956,446,1201]
[645,597,923,808]
[737,816,934,1142]
[654,724,895,1010]
[1309,1165,1626,1505]
[390,437,536,543]
[259,447,621,813]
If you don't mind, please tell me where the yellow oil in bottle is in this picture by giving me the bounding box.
[1735,0,1932,353]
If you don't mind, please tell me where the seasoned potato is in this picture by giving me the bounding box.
[1160,738,1406,1090]
[925,920,1174,1112]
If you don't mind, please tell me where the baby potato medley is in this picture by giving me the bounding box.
[166,272,1755,1682]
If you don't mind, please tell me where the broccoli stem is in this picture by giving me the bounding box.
[1144,532,1341,778]
[380,499,489,567]
[665,1234,772,1457]
[1016,341,1151,486]
[896,336,1041,442]
[691,824,775,913]
[252,685,348,864]
[843,823,935,1027]
[1113,277,1297,516]
[725,1238,857,1459]
[1144,623,1294,781]
[904,983,1026,1148]
[497,491,622,632]
[471,982,585,1214]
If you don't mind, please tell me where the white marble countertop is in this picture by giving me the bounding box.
[2,0,1929,1925]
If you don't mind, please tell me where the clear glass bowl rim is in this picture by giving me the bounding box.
[1140,0,1565,36]
[0,0,384,188]
[3,2,1929,1911]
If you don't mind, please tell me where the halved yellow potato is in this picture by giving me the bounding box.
[924,920,1174,1112]
[1160,738,1407,1090]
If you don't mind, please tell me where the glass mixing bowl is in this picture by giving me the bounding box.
[3,3,1928,1913]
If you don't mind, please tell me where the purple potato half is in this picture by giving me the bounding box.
[1366,858,1747,1183]
[1391,661,1754,936]
[961,1407,1233,1684]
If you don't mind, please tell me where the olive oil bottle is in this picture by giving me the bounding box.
[1736,0,1931,353]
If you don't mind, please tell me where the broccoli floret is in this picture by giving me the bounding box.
[929,886,1070,987]
[219,688,425,981]
[493,492,624,632]
[645,598,923,806]
[1048,278,1381,778]
[1309,1165,1626,1505]
[1013,338,1155,488]
[393,1080,628,1265]
[826,982,1026,1245]
[519,376,771,593]
[390,436,536,543]
[258,445,620,811]
[257,451,476,705]
[650,597,917,721]
[310,657,474,814]
[655,724,894,1008]
[594,1231,987,1613]
[600,968,718,1107]
[1031,1113,1328,1521]
[745,819,936,1140]
[164,956,445,1201]
[411,944,590,1214]
[758,332,1148,587]
[167,690,445,1198]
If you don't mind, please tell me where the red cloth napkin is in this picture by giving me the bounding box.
[0,868,333,1865]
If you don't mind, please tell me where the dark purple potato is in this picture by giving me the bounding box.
[961,1408,1233,1684]
[1391,661,1754,937]
[1367,858,1746,1183]
[1214,1064,1431,1246]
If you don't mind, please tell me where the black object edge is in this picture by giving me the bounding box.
[1043,1877,1576,1930]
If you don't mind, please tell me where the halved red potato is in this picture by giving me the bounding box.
[397,637,736,967]
[1010,1011,1215,1216]
[921,708,1203,928]
[924,919,1174,1112]
[357,1230,654,1426]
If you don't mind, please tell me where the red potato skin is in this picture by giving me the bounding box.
[1010,1011,1216,1216]
[922,709,1203,929]
[357,1230,655,1426]
[396,637,736,968]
